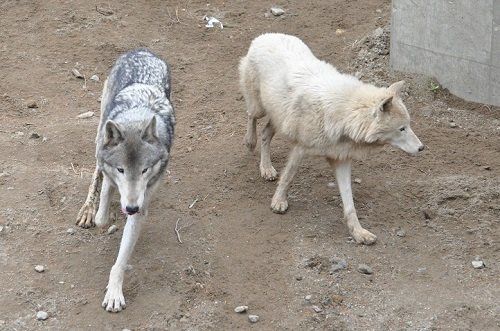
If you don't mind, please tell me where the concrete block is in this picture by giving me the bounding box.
[391,0,500,106]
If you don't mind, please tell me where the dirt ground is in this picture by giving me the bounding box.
[0,1,499,330]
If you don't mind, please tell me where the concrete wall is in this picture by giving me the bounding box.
[390,0,500,106]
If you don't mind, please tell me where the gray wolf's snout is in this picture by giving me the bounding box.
[126,205,139,215]
[418,144,425,152]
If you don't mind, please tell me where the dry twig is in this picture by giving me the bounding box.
[175,218,183,244]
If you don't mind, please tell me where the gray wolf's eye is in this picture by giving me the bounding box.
[117,168,124,173]
[142,168,148,174]
[399,127,406,132]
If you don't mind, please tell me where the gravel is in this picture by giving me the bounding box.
[234,305,248,313]
[357,264,373,274]
[34,265,45,273]
[107,224,119,234]
[36,311,49,321]
[248,314,259,323]
[270,7,285,16]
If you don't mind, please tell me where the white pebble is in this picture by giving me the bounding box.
[234,305,248,313]
[248,314,259,323]
[72,68,84,79]
[35,265,45,273]
[66,228,76,235]
[270,7,285,16]
[36,311,49,320]
[305,295,312,301]
[107,225,119,234]
[312,305,322,313]
[77,111,95,119]
[472,260,485,269]
[90,74,100,81]
[354,178,362,184]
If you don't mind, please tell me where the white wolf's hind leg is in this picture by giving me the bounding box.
[94,175,115,227]
[271,145,304,213]
[76,167,102,228]
[244,116,258,151]
[329,159,376,245]
[260,121,278,181]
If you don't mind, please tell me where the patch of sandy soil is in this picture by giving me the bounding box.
[0,1,498,330]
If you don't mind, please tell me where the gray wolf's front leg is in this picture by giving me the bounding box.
[76,167,102,228]
[328,158,376,245]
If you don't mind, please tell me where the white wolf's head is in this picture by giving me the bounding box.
[98,115,168,215]
[366,81,424,154]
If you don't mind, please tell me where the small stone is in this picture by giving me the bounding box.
[375,9,382,13]
[332,294,343,305]
[0,225,4,233]
[66,228,76,235]
[27,101,39,109]
[330,257,347,273]
[77,111,95,119]
[234,305,248,313]
[449,122,458,128]
[29,132,41,139]
[354,178,362,184]
[90,74,100,82]
[472,260,485,269]
[422,209,433,220]
[357,264,372,274]
[107,225,118,234]
[312,305,322,313]
[35,265,45,273]
[335,28,345,36]
[327,181,336,188]
[270,7,285,16]
[122,329,132,331]
[396,229,406,237]
[417,267,427,273]
[295,275,303,281]
[372,27,384,38]
[305,295,312,301]
[483,166,491,170]
[72,68,84,79]
[248,314,259,323]
[36,311,49,320]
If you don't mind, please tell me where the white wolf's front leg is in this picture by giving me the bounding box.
[103,212,144,312]
[329,159,377,245]
[76,167,102,228]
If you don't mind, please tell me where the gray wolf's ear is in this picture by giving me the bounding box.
[104,120,124,146]
[388,80,405,96]
[142,116,159,143]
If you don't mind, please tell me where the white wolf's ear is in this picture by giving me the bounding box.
[388,80,406,96]
[142,116,159,143]
[104,120,124,146]
[375,96,393,115]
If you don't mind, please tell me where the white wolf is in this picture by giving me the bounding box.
[239,33,424,245]
[76,48,175,312]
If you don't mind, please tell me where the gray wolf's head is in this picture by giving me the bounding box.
[98,115,168,215]
[366,81,424,154]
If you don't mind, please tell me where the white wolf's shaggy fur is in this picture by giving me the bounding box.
[239,33,424,245]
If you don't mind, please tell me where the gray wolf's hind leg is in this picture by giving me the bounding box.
[76,166,102,228]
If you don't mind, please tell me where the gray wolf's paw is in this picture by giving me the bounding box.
[76,202,96,228]
[271,196,288,214]
[352,228,377,245]
[260,165,278,181]
[102,284,126,312]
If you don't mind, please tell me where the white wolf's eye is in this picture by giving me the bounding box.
[117,168,124,174]
[142,168,148,174]
[399,127,406,132]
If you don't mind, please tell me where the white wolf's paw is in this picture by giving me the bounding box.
[260,165,278,181]
[94,209,110,228]
[76,202,96,228]
[352,228,377,245]
[271,197,288,214]
[244,134,257,152]
[102,284,126,312]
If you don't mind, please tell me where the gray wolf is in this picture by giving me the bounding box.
[239,33,424,245]
[76,48,175,312]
